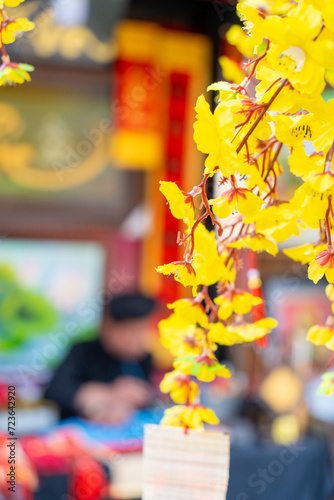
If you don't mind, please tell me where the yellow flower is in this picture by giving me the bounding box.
[326,283,334,301]
[214,288,263,320]
[256,65,298,113]
[317,371,334,396]
[288,144,323,180]
[326,284,334,314]
[211,187,264,219]
[237,3,267,46]
[228,233,278,256]
[193,95,239,176]
[0,62,33,86]
[167,299,209,328]
[307,321,334,347]
[308,249,334,284]
[255,64,325,114]
[235,96,273,143]
[0,16,35,44]
[289,183,328,229]
[157,224,236,293]
[239,0,292,16]
[323,1,334,32]
[313,100,334,154]
[325,70,334,87]
[160,371,199,404]
[174,352,232,383]
[261,3,333,95]
[305,172,334,195]
[326,338,334,350]
[226,24,254,57]
[192,223,236,285]
[209,318,277,346]
[159,181,194,227]
[156,261,197,294]
[244,203,299,243]
[284,242,327,265]
[0,0,26,7]
[161,404,219,430]
[274,114,318,148]
[158,314,205,358]
[237,160,268,194]
[219,56,244,84]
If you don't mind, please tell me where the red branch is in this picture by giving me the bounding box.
[324,141,334,173]
[241,40,270,89]
[325,196,333,247]
[236,79,287,155]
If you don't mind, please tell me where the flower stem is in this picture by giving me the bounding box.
[0,10,9,60]
[326,196,333,248]
[187,174,224,255]
[236,79,287,155]
[265,142,282,176]
[241,40,270,89]
[324,141,334,172]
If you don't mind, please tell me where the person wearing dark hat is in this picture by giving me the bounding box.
[44,293,156,422]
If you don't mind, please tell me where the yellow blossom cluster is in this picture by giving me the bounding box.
[0,0,34,86]
[156,0,334,429]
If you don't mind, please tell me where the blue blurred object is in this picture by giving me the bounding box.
[227,438,334,500]
[55,407,164,447]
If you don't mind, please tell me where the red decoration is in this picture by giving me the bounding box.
[69,455,108,500]
[161,73,190,303]
[247,252,269,348]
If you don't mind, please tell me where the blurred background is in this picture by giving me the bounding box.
[0,0,333,499]
[0,0,229,405]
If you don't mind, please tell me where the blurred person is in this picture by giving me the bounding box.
[44,293,155,423]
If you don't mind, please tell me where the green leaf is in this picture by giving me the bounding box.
[18,63,34,72]
[175,355,196,363]
[257,41,267,56]
[317,382,333,395]
[190,362,201,376]
[207,81,233,92]
[321,371,334,380]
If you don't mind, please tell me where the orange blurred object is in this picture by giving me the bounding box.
[0,433,38,499]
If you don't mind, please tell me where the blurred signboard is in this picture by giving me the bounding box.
[110,20,212,300]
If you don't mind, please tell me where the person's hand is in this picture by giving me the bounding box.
[89,401,132,424]
[111,376,152,408]
[74,382,113,418]
[74,377,152,422]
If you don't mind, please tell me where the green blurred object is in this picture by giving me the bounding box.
[0,264,57,349]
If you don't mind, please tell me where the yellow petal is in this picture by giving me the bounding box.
[159,181,194,225]
[168,299,209,328]
[326,284,334,302]
[4,0,26,5]
[211,194,236,219]
[200,407,220,425]
[326,338,334,350]
[308,260,325,284]
[228,234,278,256]
[237,190,264,217]
[219,56,244,84]
[307,325,333,346]
[325,267,334,284]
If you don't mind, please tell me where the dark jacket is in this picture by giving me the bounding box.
[44,339,152,419]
